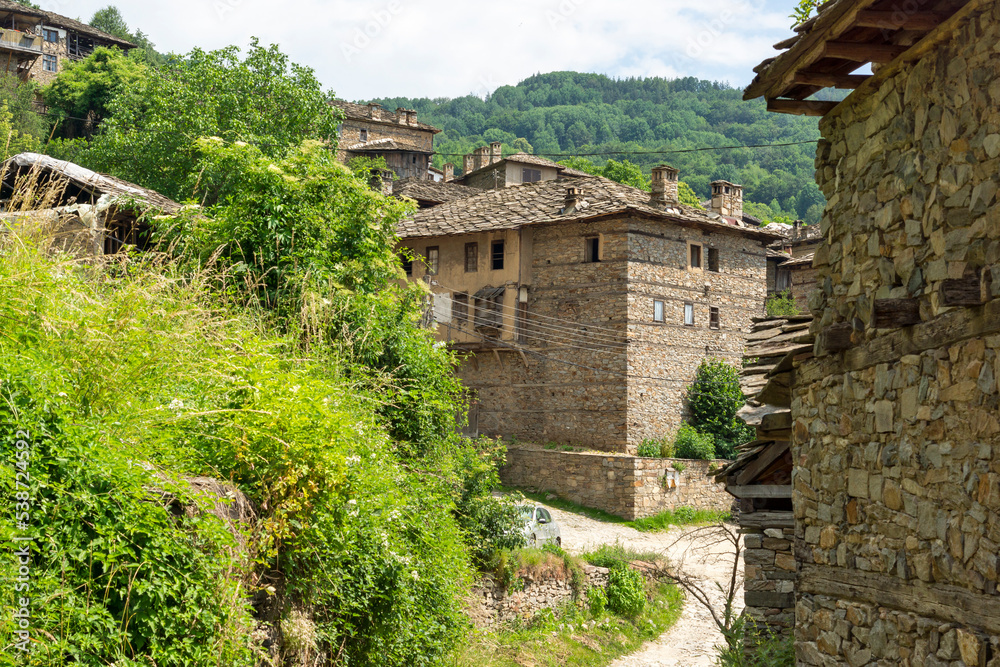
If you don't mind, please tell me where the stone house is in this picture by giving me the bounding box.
[397,166,781,452]
[747,0,1000,663]
[452,145,589,190]
[329,100,440,181]
[0,0,134,85]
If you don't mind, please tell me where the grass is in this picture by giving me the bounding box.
[510,488,731,532]
[578,543,663,568]
[449,582,683,667]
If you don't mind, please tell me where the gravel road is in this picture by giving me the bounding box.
[537,501,743,667]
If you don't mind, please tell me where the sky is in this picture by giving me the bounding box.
[46,0,799,101]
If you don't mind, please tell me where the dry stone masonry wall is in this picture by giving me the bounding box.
[794,5,1000,665]
[501,445,732,521]
[470,564,610,626]
[743,525,796,634]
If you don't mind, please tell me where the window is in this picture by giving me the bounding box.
[684,303,695,326]
[689,243,703,270]
[425,246,439,275]
[402,254,413,276]
[710,306,720,330]
[359,128,368,141]
[453,293,469,325]
[42,28,59,42]
[491,240,504,270]
[585,236,600,263]
[653,300,665,323]
[708,247,719,272]
[42,55,57,73]
[522,168,542,183]
[465,242,479,272]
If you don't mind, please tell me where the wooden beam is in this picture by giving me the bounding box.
[854,9,951,31]
[766,99,839,116]
[821,321,854,352]
[735,442,791,486]
[792,71,871,89]
[873,297,922,328]
[739,510,795,529]
[823,41,910,63]
[725,484,791,499]
[941,275,984,306]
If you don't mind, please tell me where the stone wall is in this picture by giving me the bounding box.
[792,4,1000,664]
[501,445,732,521]
[470,563,610,626]
[742,517,795,637]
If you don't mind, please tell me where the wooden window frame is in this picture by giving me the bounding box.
[684,302,695,326]
[688,242,703,271]
[425,246,439,275]
[491,240,505,271]
[465,242,479,273]
[522,168,542,183]
[453,293,469,325]
[653,300,665,323]
[402,255,413,277]
[708,247,720,272]
[585,236,601,263]
[359,128,368,142]
[709,306,720,330]
[42,54,57,72]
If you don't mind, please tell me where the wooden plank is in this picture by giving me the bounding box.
[823,41,910,63]
[799,564,1000,634]
[941,275,983,306]
[854,10,952,31]
[760,411,792,432]
[725,484,792,499]
[736,442,791,486]
[873,297,922,328]
[821,321,854,352]
[739,510,795,529]
[792,71,871,88]
[766,99,839,117]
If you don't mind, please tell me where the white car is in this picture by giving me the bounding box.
[519,505,561,547]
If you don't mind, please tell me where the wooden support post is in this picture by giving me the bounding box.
[492,348,504,370]
[873,298,922,328]
[821,321,854,352]
[766,99,839,116]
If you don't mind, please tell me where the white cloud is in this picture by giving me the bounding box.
[41,0,795,100]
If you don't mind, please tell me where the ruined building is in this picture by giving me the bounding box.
[0,0,134,85]
[748,0,1000,663]
[397,166,780,452]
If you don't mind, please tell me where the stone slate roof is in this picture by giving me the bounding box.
[779,252,815,268]
[345,138,432,154]
[330,100,441,133]
[393,178,480,205]
[462,152,590,179]
[2,153,180,214]
[398,175,787,241]
[0,0,135,48]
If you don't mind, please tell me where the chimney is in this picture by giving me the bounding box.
[473,146,489,172]
[367,102,382,121]
[490,142,502,165]
[369,168,394,196]
[396,107,408,124]
[650,164,680,206]
[564,186,583,214]
[444,163,455,182]
[710,181,744,220]
[407,109,418,126]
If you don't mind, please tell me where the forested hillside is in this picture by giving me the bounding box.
[375,72,828,223]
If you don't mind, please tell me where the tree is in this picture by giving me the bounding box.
[89,5,131,40]
[0,73,48,142]
[685,359,754,459]
[87,39,341,201]
[43,47,148,137]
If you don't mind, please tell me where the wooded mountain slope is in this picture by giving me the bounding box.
[375,72,828,223]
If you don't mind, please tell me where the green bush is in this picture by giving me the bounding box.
[671,461,687,472]
[586,586,607,616]
[606,564,646,617]
[685,359,754,459]
[765,290,801,318]
[673,423,716,460]
[637,439,661,457]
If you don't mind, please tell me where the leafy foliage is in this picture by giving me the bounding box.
[765,290,801,317]
[378,72,828,223]
[685,359,754,459]
[790,0,824,27]
[606,564,646,617]
[586,586,607,616]
[88,5,165,65]
[84,39,341,201]
[636,439,661,458]
[0,73,48,143]
[0,101,42,160]
[673,423,717,460]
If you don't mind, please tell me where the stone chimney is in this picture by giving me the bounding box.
[395,107,408,124]
[444,163,454,182]
[473,146,489,172]
[407,109,418,126]
[367,102,382,121]
[710,181,744,220]
[490,142,502,165]
[650,165,680,206]
[564,186,583,214]
[463,153,475,175]
[369,168,394,196]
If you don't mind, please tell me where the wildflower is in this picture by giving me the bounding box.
[168,398,184,411]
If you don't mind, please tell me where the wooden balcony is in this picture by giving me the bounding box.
[0,29,42,56]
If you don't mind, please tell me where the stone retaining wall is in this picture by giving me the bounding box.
[501,445,732,520]
[743,522,795,636]
[470,563,610,626]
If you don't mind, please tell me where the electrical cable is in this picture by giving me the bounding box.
[432,140,819,159]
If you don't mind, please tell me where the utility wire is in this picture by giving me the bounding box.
[432,140,819,159]
[437,312,628,356]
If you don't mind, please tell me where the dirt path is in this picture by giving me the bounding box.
[538,502,742,667]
